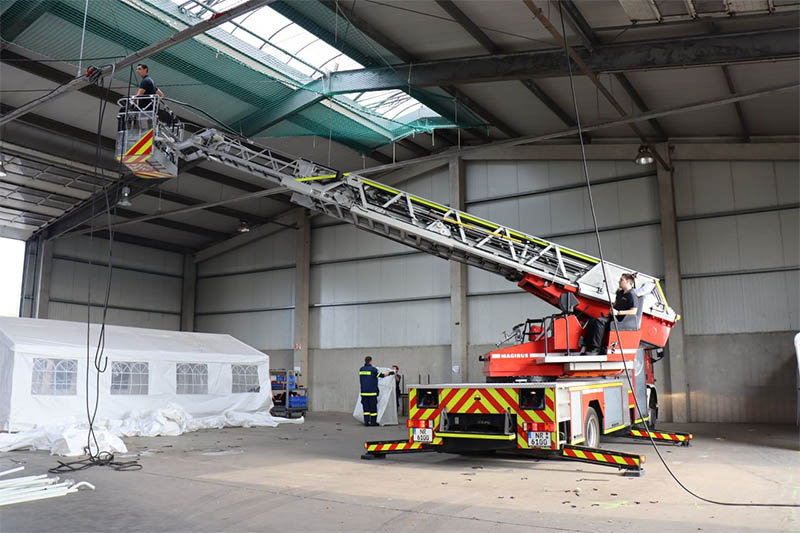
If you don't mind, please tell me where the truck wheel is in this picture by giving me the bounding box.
[584,407,600,449]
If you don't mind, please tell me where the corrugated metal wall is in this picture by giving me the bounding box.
[309,167,451,349]
[194,230,296,350]
[465,159,662,345]
[186,156,797,419]
[675,161,799,334]
[673,160,799,423]
[36,236,183,330]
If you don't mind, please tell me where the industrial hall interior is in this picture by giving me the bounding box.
[0,0,798,530]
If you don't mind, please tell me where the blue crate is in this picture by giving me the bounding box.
[288,396,307,408]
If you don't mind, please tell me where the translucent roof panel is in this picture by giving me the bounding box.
[171,0,434,122]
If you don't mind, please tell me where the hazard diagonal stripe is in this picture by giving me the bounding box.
[448,388,476,413]
[562,447,641,467]
[125,129,153,157]
[480,389,508,413]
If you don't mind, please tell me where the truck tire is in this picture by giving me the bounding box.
[584,407,600,449]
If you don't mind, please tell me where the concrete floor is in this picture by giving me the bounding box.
[0,414,798,532]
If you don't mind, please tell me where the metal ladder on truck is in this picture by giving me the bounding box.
[117,100,690,474]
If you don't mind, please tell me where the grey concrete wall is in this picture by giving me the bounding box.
[265,349,294,376]
[686,331,797,424]
[308,346,450,412]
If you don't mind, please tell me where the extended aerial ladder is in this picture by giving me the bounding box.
[117,98,690,473]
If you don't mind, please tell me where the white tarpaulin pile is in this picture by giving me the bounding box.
[0,317,301,456]
[352,370,398,426]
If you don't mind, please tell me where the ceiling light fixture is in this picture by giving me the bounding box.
[634,144,655,166]
[118,185,132,207]
[238,220,250,233]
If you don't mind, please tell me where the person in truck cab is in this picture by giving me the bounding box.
[581,273,638,355]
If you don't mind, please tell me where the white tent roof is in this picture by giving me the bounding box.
[0,317,266,363]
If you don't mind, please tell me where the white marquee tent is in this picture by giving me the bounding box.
[0,317,275,434]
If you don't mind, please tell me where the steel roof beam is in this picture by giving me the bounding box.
[114,206,229,241]
[83,227,198,255]
[435,0,576,129]
[524,1,668,168]
[352,83,798,175]
[2,95,290,197]
[315,27,798,92]
[721,65,752,141]
[142,189,275,225]
[317,0,519,139]
[0,0,276,126]
[560,0,667,140]
[249,0,460,146]
[435,0,500,54]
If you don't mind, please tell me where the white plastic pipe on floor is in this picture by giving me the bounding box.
[0,467,95,506]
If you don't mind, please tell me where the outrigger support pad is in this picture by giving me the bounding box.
[362,439,433,458]
[561,444,645,475]
[628,428,693,446]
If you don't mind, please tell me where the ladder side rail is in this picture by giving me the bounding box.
[174,128,675,322]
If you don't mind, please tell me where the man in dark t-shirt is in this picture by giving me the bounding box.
[581,273,639,355]
[117,63,165,132]
[135,63,164,101]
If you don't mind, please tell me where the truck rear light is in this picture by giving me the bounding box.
[524,422,555,432]
[407,419,434,429]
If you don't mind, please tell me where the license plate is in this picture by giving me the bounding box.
[413,428,433,443]
[528,431,552,448]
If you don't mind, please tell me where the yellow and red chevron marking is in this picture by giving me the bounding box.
[366,441,424,453]
[408,386,558,450]
[562,446,642,469]
[125,129,154,159]
[543,387,556,422]
[630,429,692,442]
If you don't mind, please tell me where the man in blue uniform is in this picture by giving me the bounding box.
[359,356,394,426]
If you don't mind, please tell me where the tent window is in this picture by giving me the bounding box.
[232,364,260,393]
[111,362,149,395]
[31,358,77,395]
[176,363,208,394]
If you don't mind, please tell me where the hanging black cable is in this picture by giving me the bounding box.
[50,70,140,474]
[556,1,795,508]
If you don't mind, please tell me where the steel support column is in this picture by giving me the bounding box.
[656,145,689,423]
[181,254,196,332]
[449,156,468,382]
[292,207,311,391]
[33,237,53,319]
